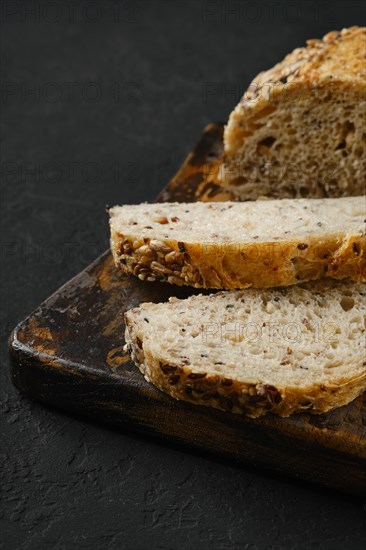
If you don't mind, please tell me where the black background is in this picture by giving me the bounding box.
[2,1,366,548]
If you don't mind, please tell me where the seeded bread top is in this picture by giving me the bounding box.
[109,197,365,244]
[238,26,366,110]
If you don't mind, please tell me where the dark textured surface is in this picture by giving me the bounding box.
[2,1,366,548]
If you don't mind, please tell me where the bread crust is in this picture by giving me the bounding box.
[228,27,365,114]
[111,228,366,289]
[222,26,366,198]
[124,312,366,418]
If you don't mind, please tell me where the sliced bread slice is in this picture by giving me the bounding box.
[222,26,366,200]
[109,197,366,289]
[124,280,366,417]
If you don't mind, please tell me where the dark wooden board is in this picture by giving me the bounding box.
[9,124,366,496]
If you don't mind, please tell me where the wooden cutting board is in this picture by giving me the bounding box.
[9,124,366,497]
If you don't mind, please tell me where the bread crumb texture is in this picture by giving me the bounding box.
[125,280,366,417]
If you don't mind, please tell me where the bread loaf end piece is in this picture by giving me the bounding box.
[222,27,366,200]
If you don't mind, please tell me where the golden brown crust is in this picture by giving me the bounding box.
[228,26,366,117]
[222,27,366,198]
[111,229,366,289]
[124,313,366,418]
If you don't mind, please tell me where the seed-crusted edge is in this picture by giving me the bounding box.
[228,27,366,114]
[124,311,366,418]
[110,230,204,288]
[110,226,366,289]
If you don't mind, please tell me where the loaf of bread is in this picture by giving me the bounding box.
[109,197,366,289]
[124,280,366,418]
[222,27,366,200]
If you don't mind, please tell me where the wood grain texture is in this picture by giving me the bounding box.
[9,123,366,496]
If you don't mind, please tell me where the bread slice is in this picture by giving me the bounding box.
[124,280,366,418]
[222,26,366,200]
[109,197,366,289]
